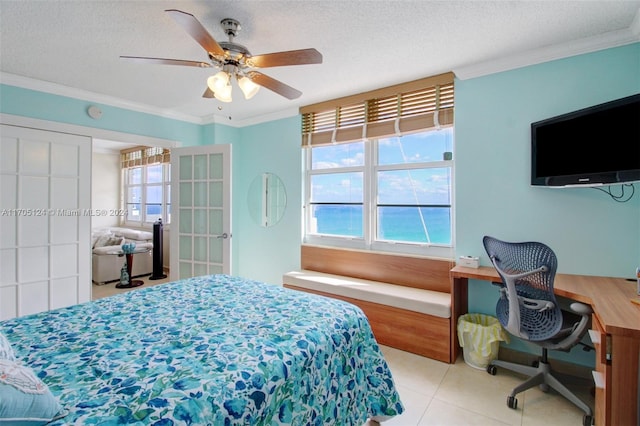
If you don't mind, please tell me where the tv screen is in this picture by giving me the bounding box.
[531,94,640,187]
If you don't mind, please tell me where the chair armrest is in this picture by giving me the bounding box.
[542,302,592,351]
[568,302,593,316]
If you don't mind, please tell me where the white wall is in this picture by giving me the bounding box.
[91,152,121,228]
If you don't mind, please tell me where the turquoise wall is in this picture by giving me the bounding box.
[232,116,302,285]
[2,42,638,367]
[455,43,640,366]
[202,121,238,146]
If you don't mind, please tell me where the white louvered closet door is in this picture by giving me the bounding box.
[0,125,91,320]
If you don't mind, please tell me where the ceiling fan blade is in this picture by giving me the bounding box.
[247,48,322,68]
[165,9,226,57]
[202,87,215,98]
[120,56,211,68]
[247,71,302,100]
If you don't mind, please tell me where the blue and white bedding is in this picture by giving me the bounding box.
[0,275,404,425]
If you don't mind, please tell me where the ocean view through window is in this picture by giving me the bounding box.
[123,162,171,227]
[305,128,454,257]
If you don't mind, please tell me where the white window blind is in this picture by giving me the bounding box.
[301,72,454,146]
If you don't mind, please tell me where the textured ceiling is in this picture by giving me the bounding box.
[1,1,639,125]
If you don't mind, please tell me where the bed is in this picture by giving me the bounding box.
[0,274,404,425]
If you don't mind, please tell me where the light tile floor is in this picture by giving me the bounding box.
[92,278,593,426]
[91,274,170,300]
[376,345,593,426]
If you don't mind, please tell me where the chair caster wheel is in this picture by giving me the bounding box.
[582,415,593,426]
[487,365,497,375]
[507,395,517,409]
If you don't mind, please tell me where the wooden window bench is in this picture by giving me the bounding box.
[283,245,455,363]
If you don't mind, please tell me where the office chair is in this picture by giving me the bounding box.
[482,236,594,426]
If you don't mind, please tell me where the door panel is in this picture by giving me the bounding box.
[0,124,91,320]
[170,145,231,280]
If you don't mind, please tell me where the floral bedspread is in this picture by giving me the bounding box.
[1,275,404,425]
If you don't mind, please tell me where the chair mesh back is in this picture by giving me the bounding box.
[483,236,563,341]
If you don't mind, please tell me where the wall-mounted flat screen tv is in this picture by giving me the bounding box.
[531,93,640,187]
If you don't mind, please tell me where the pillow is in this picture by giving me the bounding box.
[0,359,65,425]
[0,334,15,362]
[92,232,112,249]
[94,235,124,248]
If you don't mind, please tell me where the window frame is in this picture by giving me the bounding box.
[122,162,171,228]
[304,129,455,258]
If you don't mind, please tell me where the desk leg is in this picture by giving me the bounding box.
[450,277,469,363]
[609,334,639,426]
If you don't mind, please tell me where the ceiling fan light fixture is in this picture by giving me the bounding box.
[238,76,260,100]
[207,70,230,91]
[214,82,233,103]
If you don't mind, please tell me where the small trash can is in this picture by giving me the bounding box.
[457,313,509,370]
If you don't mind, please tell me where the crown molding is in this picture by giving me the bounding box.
[0,113,179,150]
[1,71,298,128]
[0,72,205,124]
[202,107,299,128]
[454,15,640,80]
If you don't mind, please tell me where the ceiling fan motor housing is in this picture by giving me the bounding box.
[219,41,251,63]
[214,18,250,64]
[221,18,241,38]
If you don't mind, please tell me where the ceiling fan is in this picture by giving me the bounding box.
[121,9,322,102]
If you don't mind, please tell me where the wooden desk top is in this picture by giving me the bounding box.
[451,265,640,338]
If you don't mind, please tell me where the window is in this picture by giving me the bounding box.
[305,129,453,257]
[301,72,454,257]
[121,146,171,226]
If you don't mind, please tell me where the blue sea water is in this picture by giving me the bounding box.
[313,205,451,244]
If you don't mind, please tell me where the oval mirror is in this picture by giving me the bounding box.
[247,173,287,227]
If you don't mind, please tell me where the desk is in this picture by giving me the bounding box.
[450,265,640,426]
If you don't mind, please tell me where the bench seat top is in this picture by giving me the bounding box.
[283,270,451,318]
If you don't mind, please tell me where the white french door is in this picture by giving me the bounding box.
[170,144,232,280]
[0,124,91,320]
